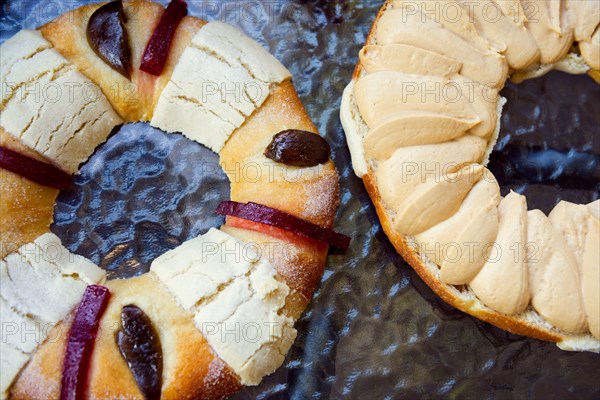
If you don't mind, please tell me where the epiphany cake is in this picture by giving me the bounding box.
[340,0,599,352]
[0,1,349,398]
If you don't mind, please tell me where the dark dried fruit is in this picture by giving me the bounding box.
[117,305,162,400]
[87,1,132,79]
[216,201,350,252]
[0,146,72,189]
[61,285,110,400]
[140,0,188,76]
[264,129,331,167]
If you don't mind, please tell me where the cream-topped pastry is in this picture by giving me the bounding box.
[376,7,508,88]
[549,200,600,339]
[549,200,594,270]
[581,216,599,339]
[354,71,498,139]
[521,0,574,64]
[456,0,540,69]
[375,135,487,212]
[526,210,587,333]
[364,111,479,160]
[392,1,496,53]
[341,0,600,352]
[415,170,500,285]
[393,164,485,235]
[469,191,530,315]
[579,25,600,70]
[452,75,500,139]
[359,44,463,77]
[588,199,600,219]
[354,72,477,127]
[568,0,600,42]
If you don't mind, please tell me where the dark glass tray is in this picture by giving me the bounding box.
[1,1,599,398]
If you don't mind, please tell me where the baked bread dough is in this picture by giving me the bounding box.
[0,1,340,398]
[341,0,599,352]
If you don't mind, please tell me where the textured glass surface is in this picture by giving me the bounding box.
[1,1,599,398]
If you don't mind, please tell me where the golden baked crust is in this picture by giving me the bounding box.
[12,274,241,400]
[90,274,241,400]
[589,69,600,84]
[218,78,338,320]
[5,0,339,397]
[220,80,339,228]
[0,128,58,258]
[363,174,563,343]
[349,0,596,348]
[351,1,391,82]
[39,1,206,122]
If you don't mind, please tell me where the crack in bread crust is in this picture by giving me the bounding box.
[3,0,339,397]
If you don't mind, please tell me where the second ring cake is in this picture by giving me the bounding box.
[341,0,599,352]
[0,0,348,398]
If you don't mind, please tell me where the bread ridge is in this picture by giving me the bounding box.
[346,0,600,352]
[4,0,339,397]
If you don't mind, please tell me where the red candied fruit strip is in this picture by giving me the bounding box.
[140,0,188,76]
[60,285,111,400]
[0,146,72,190]
[216,201,351,252]
[226,215,328,253]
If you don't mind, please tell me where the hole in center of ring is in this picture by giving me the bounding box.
[52,122,230,279]
[488,71,600,212]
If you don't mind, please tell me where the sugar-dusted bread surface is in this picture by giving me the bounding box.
[4,0,340,397]
[39,1,206,122]
[220,80,339,228]
[0,129,58,258]
[11,273,242,400]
